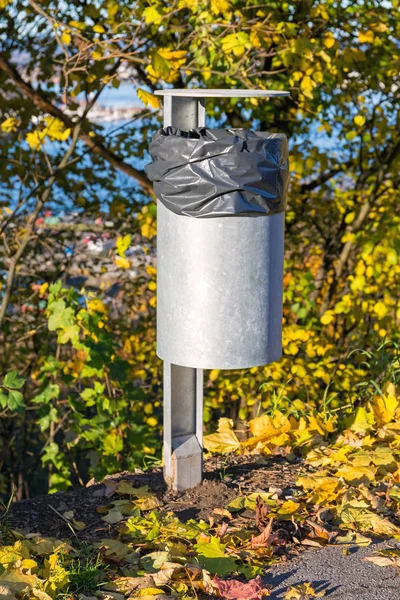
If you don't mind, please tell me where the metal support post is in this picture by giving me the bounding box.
[154,88,290,492]
[160,95,206,491]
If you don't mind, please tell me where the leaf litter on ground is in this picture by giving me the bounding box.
[3,381,400,598]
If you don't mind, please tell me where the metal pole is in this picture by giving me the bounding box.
[161,95,206,491]
[155,88,290,491]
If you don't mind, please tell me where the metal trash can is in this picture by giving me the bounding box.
[146,127,289,370]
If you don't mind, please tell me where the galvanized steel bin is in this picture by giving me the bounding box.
[146,127,289,370]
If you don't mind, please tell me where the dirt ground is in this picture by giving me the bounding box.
[7,455,308,541]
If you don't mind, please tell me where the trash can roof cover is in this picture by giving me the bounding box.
[155,89,290,98]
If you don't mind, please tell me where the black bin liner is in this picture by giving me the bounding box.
[145,127,289,218]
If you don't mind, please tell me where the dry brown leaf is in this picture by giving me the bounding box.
[213,508,233,520]
[251,519,285,548]
[255,495,269,532]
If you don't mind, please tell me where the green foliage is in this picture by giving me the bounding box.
[0,372,25,412]
[28,282,161,491]
[195,537,238,576]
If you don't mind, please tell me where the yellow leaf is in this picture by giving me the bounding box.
[285,582,325,598]
[178,0,198,8]
[87,299,108,315]
[32,588,53,600]
[323,32,335,48]
[211,0,231,16]
[277,500,301,517]
[336,464,376,485]
[204,418,241,453]
[143,6,163,25]
[116,234,131,257]
[354,114,366,127]
[358,30,374,43]
[137,88,161,110]
[350,406,375,434]
[1,117,20,133]
[371,392,398,426]
[248,411,291,440]
[26,131,46,151]
[250,28,261,49]
[373,301,388,319]
[141,219,156,239]
[44,117,70,141]
[350,274,366,291]
[344,211,355,224]
[387,249,398,265]
[0,0,11,8]
[339,503,400,536]
[61,31,71,45]
[158,49,187,61]
[134,495,161,510]
[297,474,342,505]
[139,589,165,596]
[300,75,315,98]
[93,24,105,33]
[221,32,250,57]
[115,256,130,269]
[209,369,220,381]
[320,310,334,325]
[69,20,85,30]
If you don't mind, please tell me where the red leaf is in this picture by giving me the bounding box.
[214,575,269,600]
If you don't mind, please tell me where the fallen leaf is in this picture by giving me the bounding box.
[251,519,285,548]
[97,592,125,600]
[213,508,233,520]
[255,496,269,531]
[195,537,238,576]
[103,576,153,594]
[335,531,372,546]
[214,575,270,599]
[134,496,161,511]
[140,551,170,572]
[306,520,337,544]
[138,588,166,596]
[284,582,325,598]
[363,549,400,570]
[96,539,130,562]
[204,419,241,453]
[102,510,125,524]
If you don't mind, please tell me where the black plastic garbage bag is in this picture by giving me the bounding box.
[145,127,289,218]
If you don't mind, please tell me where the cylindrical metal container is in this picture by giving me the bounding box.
[157,201,284,370]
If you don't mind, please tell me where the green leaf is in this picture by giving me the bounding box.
[140,551,170,572]
[7,390,24,410]
[195,537,237,575]
[3,370,25,389]
[151,50,171,79]
[0,392,9,408]
[32,384,60,404]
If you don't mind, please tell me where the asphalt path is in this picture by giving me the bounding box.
[263,542,400,599]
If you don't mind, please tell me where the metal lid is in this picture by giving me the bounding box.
[155,89,290,98]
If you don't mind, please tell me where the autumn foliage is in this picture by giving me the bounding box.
[0,0,399,515]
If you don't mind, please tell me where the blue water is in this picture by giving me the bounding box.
[98,82,141,108]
